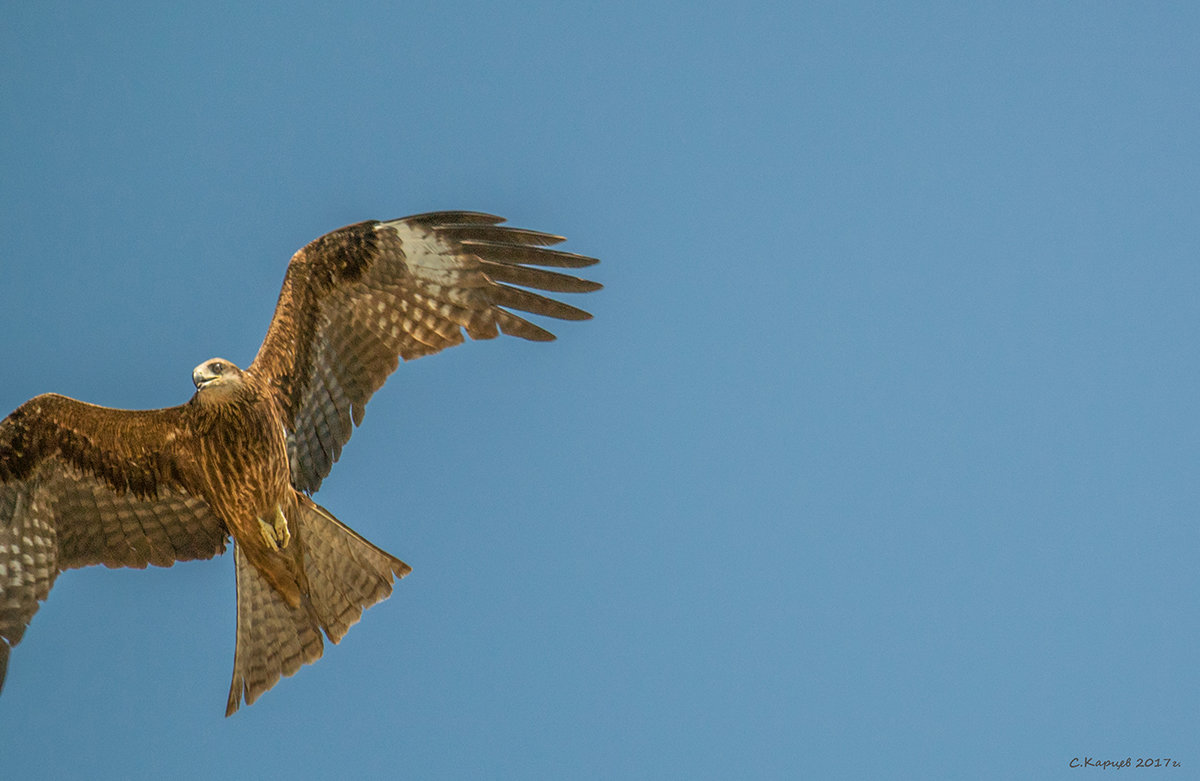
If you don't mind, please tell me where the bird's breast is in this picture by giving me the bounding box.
[192,399,292,526]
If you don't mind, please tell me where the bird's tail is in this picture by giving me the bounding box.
[225,497,411,716]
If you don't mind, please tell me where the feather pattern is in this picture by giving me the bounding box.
[0,394,229,683]
[226,542,324,716]
[249,212,600,493]
[225,496,409,715]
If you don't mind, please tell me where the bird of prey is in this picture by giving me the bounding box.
[0,211,599,715]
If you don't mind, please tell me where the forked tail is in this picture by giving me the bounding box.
[225,497,411,716]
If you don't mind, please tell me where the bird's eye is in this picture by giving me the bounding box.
[210,362,224,374]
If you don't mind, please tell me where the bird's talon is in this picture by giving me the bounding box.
[257,507,290,551]
[273,505,291,548]
[257,517,280,550]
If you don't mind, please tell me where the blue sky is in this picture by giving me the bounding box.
[2,2,1198,778]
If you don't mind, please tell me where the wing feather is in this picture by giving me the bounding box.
[249,212,600,493]
[459,240,599,268]
[477,259,602,293]
[0,394,228,678]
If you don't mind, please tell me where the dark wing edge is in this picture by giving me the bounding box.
[248,211,601,493]
[0,394,228,688]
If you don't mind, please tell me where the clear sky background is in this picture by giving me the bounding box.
[2,2,1198,779]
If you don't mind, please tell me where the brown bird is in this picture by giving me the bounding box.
[0,211,599,715]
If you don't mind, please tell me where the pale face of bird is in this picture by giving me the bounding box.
[192,358,245,398]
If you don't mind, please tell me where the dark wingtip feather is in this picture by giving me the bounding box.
[438,224,568,247]
[491,284,594,321]
[402,211,506,225]
[478,260,602,294]
[460,240,600,269]
[496,310,558,341]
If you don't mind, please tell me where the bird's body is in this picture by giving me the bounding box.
[189,361,305,606]
[0,211,598,714]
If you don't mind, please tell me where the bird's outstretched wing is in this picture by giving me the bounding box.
[0,394,227,688]
[248,211,601,493]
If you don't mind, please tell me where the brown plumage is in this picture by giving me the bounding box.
[0,211,599,714]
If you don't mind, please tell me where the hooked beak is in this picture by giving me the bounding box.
[193,362,222,389]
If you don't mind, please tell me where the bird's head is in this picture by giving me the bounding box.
[192,358,246,399]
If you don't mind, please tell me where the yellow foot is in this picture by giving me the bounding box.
[257,505,291,550]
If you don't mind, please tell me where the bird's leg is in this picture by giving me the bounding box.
[256,505,292,550]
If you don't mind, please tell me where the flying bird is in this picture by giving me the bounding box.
[0,211,599,715]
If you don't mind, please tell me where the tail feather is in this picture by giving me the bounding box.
[224,498,410,716]
[298,496,412,643]
[225,543,324,716]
